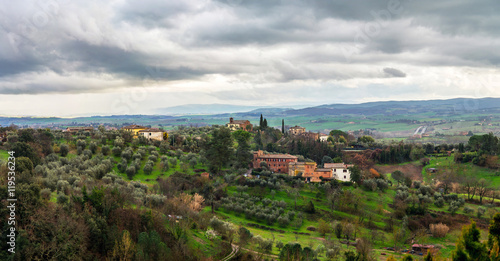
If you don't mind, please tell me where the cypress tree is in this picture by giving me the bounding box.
[260,114,263,127]
[282,119,285,133]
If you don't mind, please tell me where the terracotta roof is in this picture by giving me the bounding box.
[290,126,305,129]
[123,125,146,129]
[230,120,250,124]
[324,163,348,168]
[256,153,298,159]
[315,168,332,172]
[290,162,316,165]
[138,128,163,132]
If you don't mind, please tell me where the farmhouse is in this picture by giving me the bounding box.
[253,150,298,173]
[324,163,353,182]
[288,161,333,182]
[122,125,147,136]
[138,128,164,141]
[226,117,252,131]
[289,126,306,135]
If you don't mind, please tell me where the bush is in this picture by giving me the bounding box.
[60,144,69,157]
[143,163,154,175]
[463,206,474,214]
[477,207,486,218]
[448,201,461,215]
[169,158,178,168]
[376,179,389,191]
[430,223,449,238]
[126,166,136,180]
[101,145,110,156]
[434,197,445,208]
[40,188,51,200]
[304,200,315,214]
[277,216,290,227]
[57,193,68,204]
[362,179,377,192]
[112,147,122,157]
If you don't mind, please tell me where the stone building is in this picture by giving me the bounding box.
[289,126,306,135]
[226,117,253,131]
[253,150,298,173]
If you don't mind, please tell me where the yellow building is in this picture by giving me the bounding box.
[122,125,147,136]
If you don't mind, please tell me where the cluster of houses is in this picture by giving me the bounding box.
[61,118,354,182]
[122,125,166,141]
[252,150,353,183]
[63,125,166,141]
[227,118,329,142]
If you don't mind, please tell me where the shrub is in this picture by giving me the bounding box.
[376,179,389,191]
[60,144,69,157]
[112,147,122,157]
[89,141,98,154]
[143,163,154,175]
[448,201,460,215]
[477,207,486,218]
[430,223,449,238]
[57,193,68,204]
[318,219,331,235]
[463,206,474,214]
[101,145,110,156]
[434,197,445,208]
[169,158,178,168]
[148,155,158,162]
[304,200,315,214]
[277,216,290,227]
[126,166,136,180]
[40,188,51,200]
[362,179,377,191]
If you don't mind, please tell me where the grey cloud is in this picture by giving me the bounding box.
[0,0,499,98]
[383,67,406,78]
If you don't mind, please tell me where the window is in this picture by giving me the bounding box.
[344,176,346,179]
[343,169,347,173]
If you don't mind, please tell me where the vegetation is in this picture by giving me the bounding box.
[0,123,499,260]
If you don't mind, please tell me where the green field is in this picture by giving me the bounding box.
[422,156,500,187]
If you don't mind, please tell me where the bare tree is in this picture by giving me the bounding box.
[476,178,490,204]
[461,176,478,200]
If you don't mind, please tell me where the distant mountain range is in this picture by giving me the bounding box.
[227,97,500,118]
[2,98,500,127]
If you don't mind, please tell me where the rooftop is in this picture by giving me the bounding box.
[138,128,163,132]
[123,124,146,129]
[324,163,348,168]
[255,152,298,159]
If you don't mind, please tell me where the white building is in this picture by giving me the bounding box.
[138,128,164,141]
[324,163,354,182]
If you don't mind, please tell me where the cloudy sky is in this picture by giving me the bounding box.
[0,0,499,116]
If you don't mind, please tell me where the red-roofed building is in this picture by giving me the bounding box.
[227,118,253,131]
[253,150,298,173]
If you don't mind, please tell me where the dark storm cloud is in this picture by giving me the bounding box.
[0,0,499,97]
[383,67,406,78]
[60,41,207,81]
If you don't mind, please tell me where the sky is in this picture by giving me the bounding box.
[0,0,499,116]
